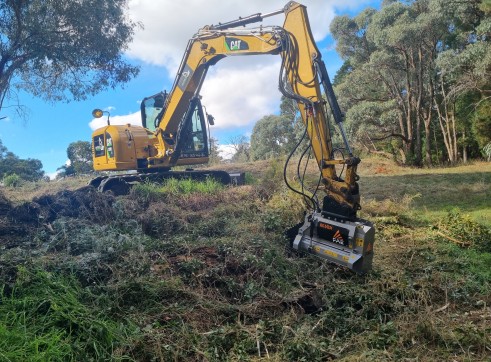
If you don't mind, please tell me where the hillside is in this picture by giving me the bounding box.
[0,158,490,361]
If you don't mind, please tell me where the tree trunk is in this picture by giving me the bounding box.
[424,75,435,166]
[414,46,425,166]
[451,107,458,162]
[424,121,432,166]
[403,51,414,163]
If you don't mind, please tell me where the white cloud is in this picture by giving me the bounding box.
[48,171,61,180]
[201,59,281,128]
[89,111,142,130]
[126,0,338,68]
[47,159,69,180]
[218,144,236,160]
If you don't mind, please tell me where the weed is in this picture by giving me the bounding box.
[1,158,490,361]
[262,187,306,232]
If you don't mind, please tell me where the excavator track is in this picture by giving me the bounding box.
[89,170,240,196]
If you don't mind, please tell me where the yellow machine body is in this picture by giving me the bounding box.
[92,122,209,171]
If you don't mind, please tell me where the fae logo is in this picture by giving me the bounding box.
[332,230,345,245]
[225,37,249,51]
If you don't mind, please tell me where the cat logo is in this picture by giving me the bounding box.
[177,64,193,91]
[225,37,249,51]
[332,229,345,245]
[230,40,242,50]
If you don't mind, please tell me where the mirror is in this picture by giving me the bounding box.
[92,109,104,118]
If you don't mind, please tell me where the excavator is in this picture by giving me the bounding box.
[89,1,375,273]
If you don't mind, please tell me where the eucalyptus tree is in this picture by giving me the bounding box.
[250,114,296,161]
[331,1,449,165]
[434,0,490,161]
[0,0,140,114]
[331,0,491,165]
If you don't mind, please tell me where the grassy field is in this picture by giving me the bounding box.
[359,160,491,226]
[0,158,489,361]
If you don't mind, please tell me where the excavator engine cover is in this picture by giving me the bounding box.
[292,212,375,274]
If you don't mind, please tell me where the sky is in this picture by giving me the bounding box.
[0,0,381,178]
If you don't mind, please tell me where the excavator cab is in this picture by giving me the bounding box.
[178,101,209,160]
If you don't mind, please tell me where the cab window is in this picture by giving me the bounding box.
[181,103,208,157]
[141,92,166,132]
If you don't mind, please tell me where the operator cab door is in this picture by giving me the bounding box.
[179,98,209,159]
[140,91,210,160]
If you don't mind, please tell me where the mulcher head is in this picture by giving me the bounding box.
[288,211,375,274]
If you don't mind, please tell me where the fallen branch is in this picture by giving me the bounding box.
[435,230,471,247]
[434,303,450,313]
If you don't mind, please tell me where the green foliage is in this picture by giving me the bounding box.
[435,209,491,252]
[3,173,20,187]
[331,0,489,165]
[262,187,305,232]
[250,114,296,160]
[58,141,93,177]
[0,139,44,181]
[0,0,139,110]
[473,100,491,149]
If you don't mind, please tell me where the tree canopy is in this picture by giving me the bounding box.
[0,139,44,181]
[331,0,490,165]
[57,141,92,177]
[0,0,139,112]
[248,96,303,161]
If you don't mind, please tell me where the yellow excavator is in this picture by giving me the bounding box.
[90,1,375,273]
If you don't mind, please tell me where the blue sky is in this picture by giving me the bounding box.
[0,0,380,178]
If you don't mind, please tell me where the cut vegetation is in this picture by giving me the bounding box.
[0,158,490,361]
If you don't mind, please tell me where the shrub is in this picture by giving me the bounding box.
[3,173,21,187]
[434,209,491,252]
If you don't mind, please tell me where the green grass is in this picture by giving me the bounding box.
[361,163,491,226]
[0,268,138,361]
[131,177,224,201]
